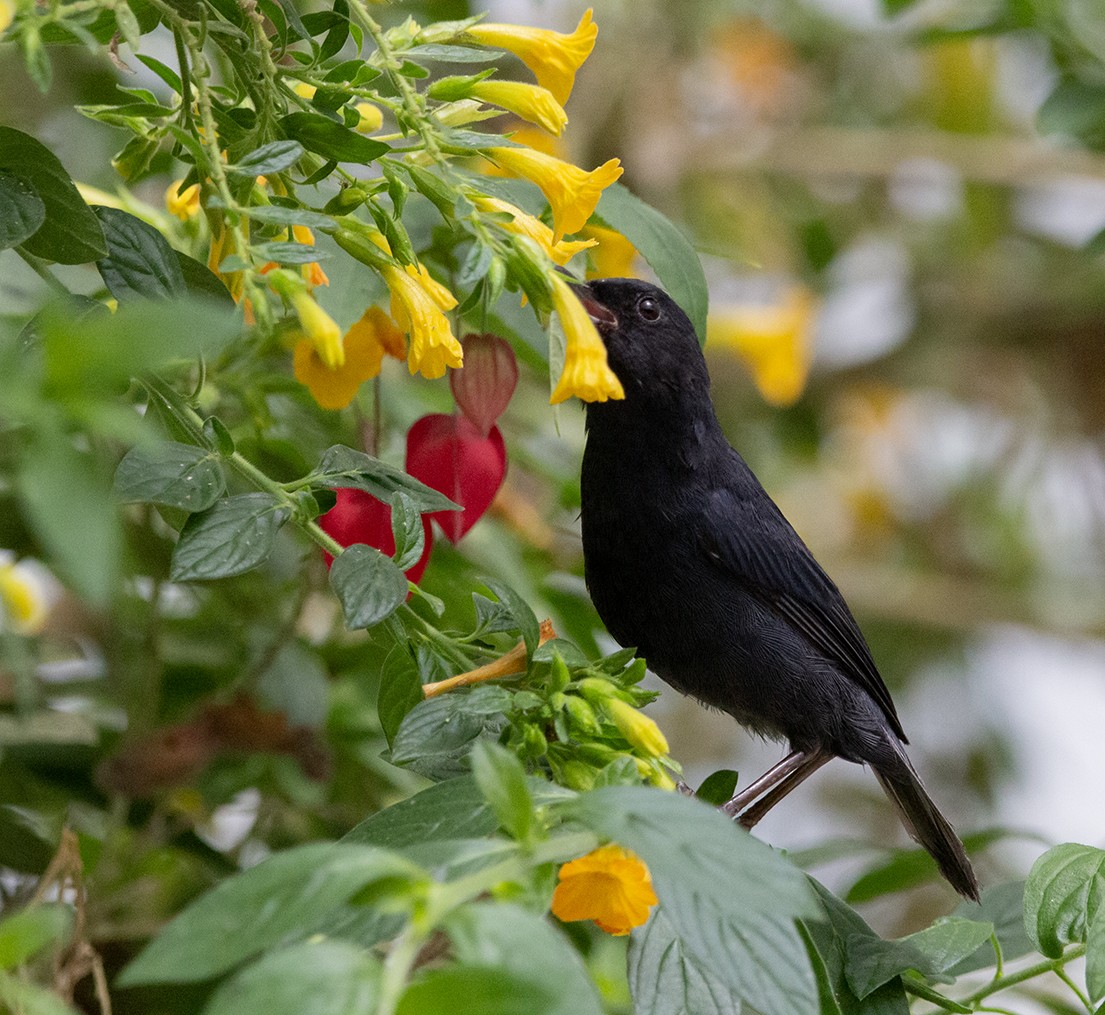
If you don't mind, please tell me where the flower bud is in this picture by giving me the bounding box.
[520,723,548,759]
[606,698,669,758]
[575,677,617,706]
[548,654,571,694]
[563,695,600,736]
[450,333,518,437]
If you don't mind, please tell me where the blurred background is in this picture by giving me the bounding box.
[4,0,1105,968]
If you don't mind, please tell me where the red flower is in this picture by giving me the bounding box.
[450,333,519,436]
[405,414,507,543]
[319,488,433,583]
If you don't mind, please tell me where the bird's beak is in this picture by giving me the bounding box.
[570,281,618,333]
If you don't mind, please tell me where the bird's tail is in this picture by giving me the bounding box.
[872,748,980,901]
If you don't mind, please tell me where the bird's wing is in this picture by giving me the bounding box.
[698,481,906,741]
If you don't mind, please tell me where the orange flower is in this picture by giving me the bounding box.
[551,844,658,936]
[293,225,329,288]
[294,307,405,409]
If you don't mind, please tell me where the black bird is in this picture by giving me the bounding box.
[577,277,979,901]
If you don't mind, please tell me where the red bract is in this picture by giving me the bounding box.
[406,414,507,543]
[450,333,518,436]
[319,488,433,584]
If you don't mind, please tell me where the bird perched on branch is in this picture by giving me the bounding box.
[576,277,979,901]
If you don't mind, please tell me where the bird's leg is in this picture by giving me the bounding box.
[735,751,832,830]
[720,749,811,818]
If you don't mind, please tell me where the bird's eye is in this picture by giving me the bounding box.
[637,297,661,321]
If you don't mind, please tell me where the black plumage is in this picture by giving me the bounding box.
[577,277,979,901]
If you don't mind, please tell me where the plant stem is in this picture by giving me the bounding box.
[958,944,1087,1007]
[375,921,424,1015]
[398,604,478,670]
[14,248,71,295]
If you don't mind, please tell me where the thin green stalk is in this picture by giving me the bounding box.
[1053,966,1093,1013]
[901,976,970,1013]
[14,248,71,296]
[958,944,1087,1007]
[398,604,478,670]
[375,921,425,1015]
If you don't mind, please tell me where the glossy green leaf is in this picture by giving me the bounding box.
[0,126,106,263]
[0,170,46,251]
[410,44,503,62]
[176,251,235,305]
[329,544,408,629]
[947,880,1031,975]
[113,440,224,511]
[170,493,290,581]
[203,939,380,1015]
[378,645,424,749]
[311,445,458,513]
[1024,843,1105,959]
[470,740,534,842]
[595,182,708,343]
[445,903,603,1015]
[479,578,539,657]
[119,843,419,985]
[95,207,187,301]
[227,140,305,176]
[567,786,819,1015]
[246,204,335,231]
[389,492,425,571]
[251,241,330,265]
[629,908,742,1015]
[695,769,739,806]
[346,776,497,848]
[280,113,390,164]
[0,905,73,970]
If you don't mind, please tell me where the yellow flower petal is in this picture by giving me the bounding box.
[488,147,621,242]
[582,224,639,279]
[291,291,343,369]
[708,286,815,407]
[551,844,658,936]
[293,307,401,409]
[473,195,595,266]
[468,80,567,136]
[166,180,200,221]
[354,102,384,133]
[468,9,598,105]
[383,265,463,379]
[0,559,49,635]
[548,274,623,404]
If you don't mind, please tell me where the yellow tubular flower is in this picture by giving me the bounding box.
[582,224,640,279]
[291,225,330,288]
[294,307,404,409]
[707,286,815,407]
[0,0,14,34]
[551,844,658,936]
[291,291,343,369]
[473,195,595,266]
[488,147,621,242]
[606,698,670,758]
[382,264,462,379]
[548,273,623,404]
[468,80,567,136]
[468,9,598,105]
[166,180,200,221]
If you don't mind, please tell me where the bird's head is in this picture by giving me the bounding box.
[572,278,708,399]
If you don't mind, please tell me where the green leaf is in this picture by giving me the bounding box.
[280,112,390,164]
[1038,78,1105,150]
[18,438,120,607]
[0,126,106,263]
[947,880,1032,975]
[202,939,380,1015]
[629,908,742,1015]
[0,905,73,970]
[479,578,539,657]
[470,740,534,842]
[311,445,458,513]
[695,769,739,807]
[246,204,335,231]
[258,641,330,728]
[0,972,78,1015]
[40,297,242,394]
[1024,843,1105,959]
[95,206,186,301]
[595,182,709,343]
[113,441,225,511]
[228,140,305,177]
[346,776,497,848]
[0,170,46,251]
[389,492,425,571]
[567,786,819,1015]
[378,645,424,749]
[170,493,290,581]
[176,251,235,305]
[844,918,994,999]
[397,967,557,1015]
[329,544,408,629]
[251,241,330,265]
[803,883,910,1015]
[411,43,503,62]
[445,903,603,1015]
[118,843,420,986]
[390,688,510,781]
